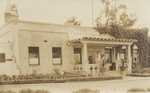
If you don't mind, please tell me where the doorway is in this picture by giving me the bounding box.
[88,51,97,64]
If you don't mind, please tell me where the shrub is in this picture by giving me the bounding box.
[73,88,100,93]
[62,71,86,78]
[127,88,145,92]
[132,68,150,74]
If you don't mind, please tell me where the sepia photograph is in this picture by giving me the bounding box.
[0,0,150,93]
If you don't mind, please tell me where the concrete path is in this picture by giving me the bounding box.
[1,76,150,93]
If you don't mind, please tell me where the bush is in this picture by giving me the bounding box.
[132,68,150,74]
[62,71,86,78]
[0,71,86,84]
[127,88,145,92]
[73,88,100,93]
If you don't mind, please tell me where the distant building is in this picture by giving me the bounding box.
[0,0,139,76]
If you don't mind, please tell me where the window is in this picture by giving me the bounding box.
[52,47,62,65]
[74,48,82,64]
[28,47,40,66]
[0,53,6,63]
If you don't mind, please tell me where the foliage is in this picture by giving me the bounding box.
[96,0,137,28]
[132,68,150,74]
[95,26,149,67]
[95,0,148,67]
[65,17,82,26]
[0,70,86,84]
[9,38,21,74]
[73,88,100,93]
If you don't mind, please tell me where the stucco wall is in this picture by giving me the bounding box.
[19,30,74,74]
[0,22,19,75]
[0,43,19,75]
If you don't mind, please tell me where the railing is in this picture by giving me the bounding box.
[74,64,99,76]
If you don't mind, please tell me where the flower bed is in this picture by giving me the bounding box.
[0,74,123,85]
[127,68,150,77]
[127,73,150,77]
[64,76,123,82]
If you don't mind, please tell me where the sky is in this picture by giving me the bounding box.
[0,0,150,35]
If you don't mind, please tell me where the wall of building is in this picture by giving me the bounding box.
[0,43,19,75]
[0,21,21,76]
[19,30,74,74]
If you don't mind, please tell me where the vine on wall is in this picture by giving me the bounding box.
[9,38,21,74]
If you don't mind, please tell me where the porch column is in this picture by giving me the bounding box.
[82,43,89,74]
[83,43,88,63]
[114,47,118,71]
[127,45,132,74]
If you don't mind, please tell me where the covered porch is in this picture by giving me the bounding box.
[68,37,137,76]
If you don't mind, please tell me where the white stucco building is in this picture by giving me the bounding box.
[0,0,139,76]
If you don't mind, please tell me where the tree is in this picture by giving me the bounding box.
[65,17,82,26]
[95,0,149,68]
[96,0,137,28]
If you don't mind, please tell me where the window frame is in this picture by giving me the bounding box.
[52,47,62,65]
[28,47,40,66]
[0,53,6,63]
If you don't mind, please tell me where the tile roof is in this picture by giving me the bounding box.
[68,36,137,43]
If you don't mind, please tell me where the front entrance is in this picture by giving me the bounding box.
[88,51,97,64]
[105,48,116,71]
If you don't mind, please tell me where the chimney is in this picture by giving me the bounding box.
[4,0,19,23]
